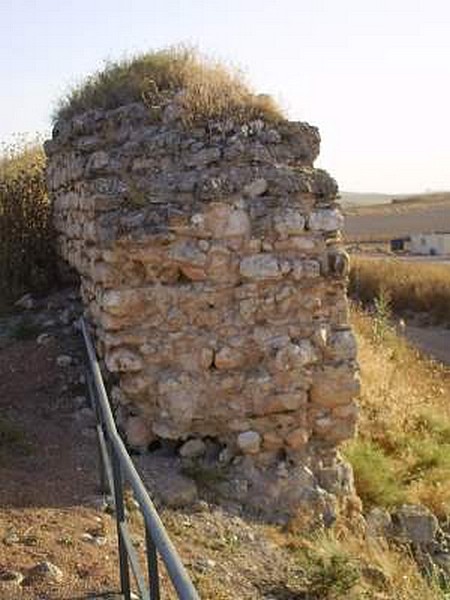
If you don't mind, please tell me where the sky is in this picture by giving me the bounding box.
[1,0,449,194]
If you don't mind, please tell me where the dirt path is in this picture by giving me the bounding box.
[0,291,120,599]
[405,324,450,366]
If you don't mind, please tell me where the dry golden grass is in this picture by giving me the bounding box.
[275,318,450,599]
[349,256,450,323]
[345,305,450,518]
[54,46,283,125]
[276,328,450,599]
[269,525,444,599]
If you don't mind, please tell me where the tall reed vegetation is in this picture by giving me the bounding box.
[349,256,450,323]
[0,140,56,301]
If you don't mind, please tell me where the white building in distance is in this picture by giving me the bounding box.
[409,232,450,255]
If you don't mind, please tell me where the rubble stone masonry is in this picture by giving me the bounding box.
[45,100,360,518]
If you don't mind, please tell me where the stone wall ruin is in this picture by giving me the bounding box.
[45,98,360,519]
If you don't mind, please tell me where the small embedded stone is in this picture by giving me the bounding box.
[285,428,309,449]
[56,354,72,368]
[81,532,107,546]
[179,438,207,458]
[365,507,392,538]
[314,416,333,432]
[24,561,64,585]
[275,340,317,371]
[105,348,143,372]
[313,326,328,349]
[86,150,109,174]
[199,347,214,369]
[15,293,35,310]
[0,570,23,585]
[184,147,221,168]
[291,259,320,280]
[237,431,261,454]
[37,332,52,345]
[274,209,306,237]
[3,532,19,546]
[328,249,350,277]
[125,416,154,448]
[222,209,251,238]
[243,178,268,198]
[328,329,357,360]
[391,504,439,545]
[214,347,244,370]
[169,240,207,267]
[240,254,281,280]
[263,431,283,450]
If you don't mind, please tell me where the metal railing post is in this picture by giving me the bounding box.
[86,370,108,494]
[145,524,161,600]
[111,443,131,600]
[80,317,200,600]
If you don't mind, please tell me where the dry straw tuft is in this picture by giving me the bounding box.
[54,46,284,124]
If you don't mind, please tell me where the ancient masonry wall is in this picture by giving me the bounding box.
[45,101,360,510]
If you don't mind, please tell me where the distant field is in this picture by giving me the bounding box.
[341,190,450,209]
[343,192,450,242]
[340,191,396,207]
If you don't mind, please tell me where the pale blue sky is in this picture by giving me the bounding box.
[1,0,449,193]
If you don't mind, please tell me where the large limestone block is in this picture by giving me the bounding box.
[310,365,360,408]
[308,208,344,232]
[240,254,281,280]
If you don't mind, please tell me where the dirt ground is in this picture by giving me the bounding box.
[405,324,450,366]
[0,292,310,600]
[2,289,449,599]
[0,296,122,599]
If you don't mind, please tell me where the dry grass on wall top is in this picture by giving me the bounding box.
[345,305,450,518]
[349,255,450,324]
[0,140,56,301]
[53,46,284,125]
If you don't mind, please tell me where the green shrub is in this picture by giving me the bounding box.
[292,535,363,598]
[344,440,405,509]
[306,552,361,597]
[371,289,393,343]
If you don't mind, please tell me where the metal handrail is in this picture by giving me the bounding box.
[80,317,200,600]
